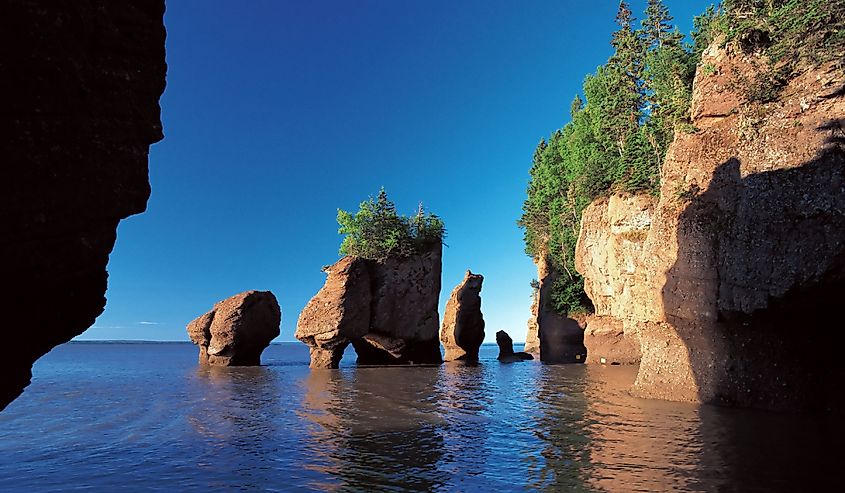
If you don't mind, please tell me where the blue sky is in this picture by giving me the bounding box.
[82,0,711,342]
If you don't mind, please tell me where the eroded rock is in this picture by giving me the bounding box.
[187,291,281,366]
[496,330,534,363]
[0,1,166,410]
[296,245,443,368]
[575,40,845,410]
[440,270,485,361]
[527,253,588,364]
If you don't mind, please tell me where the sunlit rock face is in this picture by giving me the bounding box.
[575,194,652,366]
[0,1,166,410]
[296,244,443,368]
[575,40,845,411]
[187,291,281,366]
[440,270,485,362]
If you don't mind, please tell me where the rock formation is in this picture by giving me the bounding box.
[575,40,845,411]
[575,194,651,365]
[187,291,281,366]
[523,287,540,354]
[0,1,166,410]
[525,253,588,364]
[496,330,534,363]
[296,245,443,368]
[440,270,485,361]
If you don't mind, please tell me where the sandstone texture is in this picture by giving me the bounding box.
[575,40,845,410]
[296,245,443,368]
[527,253,588,364]
[523,287,540,354]
[0,1,166,410]
[496,330,534,363]
[187,291,281,366]
[440,270,485,361]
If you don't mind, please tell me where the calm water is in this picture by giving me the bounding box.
[0,342,839,492]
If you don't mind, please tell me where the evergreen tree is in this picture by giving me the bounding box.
[642,0,676,48]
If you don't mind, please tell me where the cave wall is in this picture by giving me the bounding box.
[0,1,167,410]
[575,41,845,410]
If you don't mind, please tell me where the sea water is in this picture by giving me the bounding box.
[0,342,838,492]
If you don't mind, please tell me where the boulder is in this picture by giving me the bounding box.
[0,1,166,410]
[440,270,485,361]
[296,244,443,368]
[187,290,281,366]
[496,330,533,363]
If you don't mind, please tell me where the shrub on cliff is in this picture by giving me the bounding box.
[719,0,845,102]
[337,188,444,262]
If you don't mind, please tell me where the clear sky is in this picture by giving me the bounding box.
[81,0,710,342]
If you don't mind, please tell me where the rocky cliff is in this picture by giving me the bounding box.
[0,1,166,410]
[575,41,845,411]
[524,252,587,363]
[296,245,443,368]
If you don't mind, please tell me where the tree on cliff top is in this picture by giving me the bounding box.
[337,188,445,262]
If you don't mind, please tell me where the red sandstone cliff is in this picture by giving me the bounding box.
[0,1,167,410]
[575,40,845,411]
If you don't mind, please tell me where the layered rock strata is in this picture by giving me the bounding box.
[440,270,485,361]
[296,245,443,368]
[575,41,845,410]
[0,1,166,410]
[187,291,281,366]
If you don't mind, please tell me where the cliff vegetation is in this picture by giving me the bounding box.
[519,0,844,316]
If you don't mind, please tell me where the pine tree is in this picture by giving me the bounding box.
[642,0,676,48]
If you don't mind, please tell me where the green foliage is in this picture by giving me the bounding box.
[337,188,444,262]
[519,0,703,316]
[719,0,845,101]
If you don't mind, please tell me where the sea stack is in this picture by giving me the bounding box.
[187,290,281,366]
[296,244,443,368]
[440,270,485,362]
[496,330,534,363]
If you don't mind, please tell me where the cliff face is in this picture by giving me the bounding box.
[524,253,587,363]
[0,1,166,410]
[296,245,443,367]
[576,194,652,365]
[575,41,845,410]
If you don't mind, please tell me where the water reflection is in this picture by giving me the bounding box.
[580,365,705,491]
[299,367,447,492]
[529,364,591,491]
[188,365,281,490]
